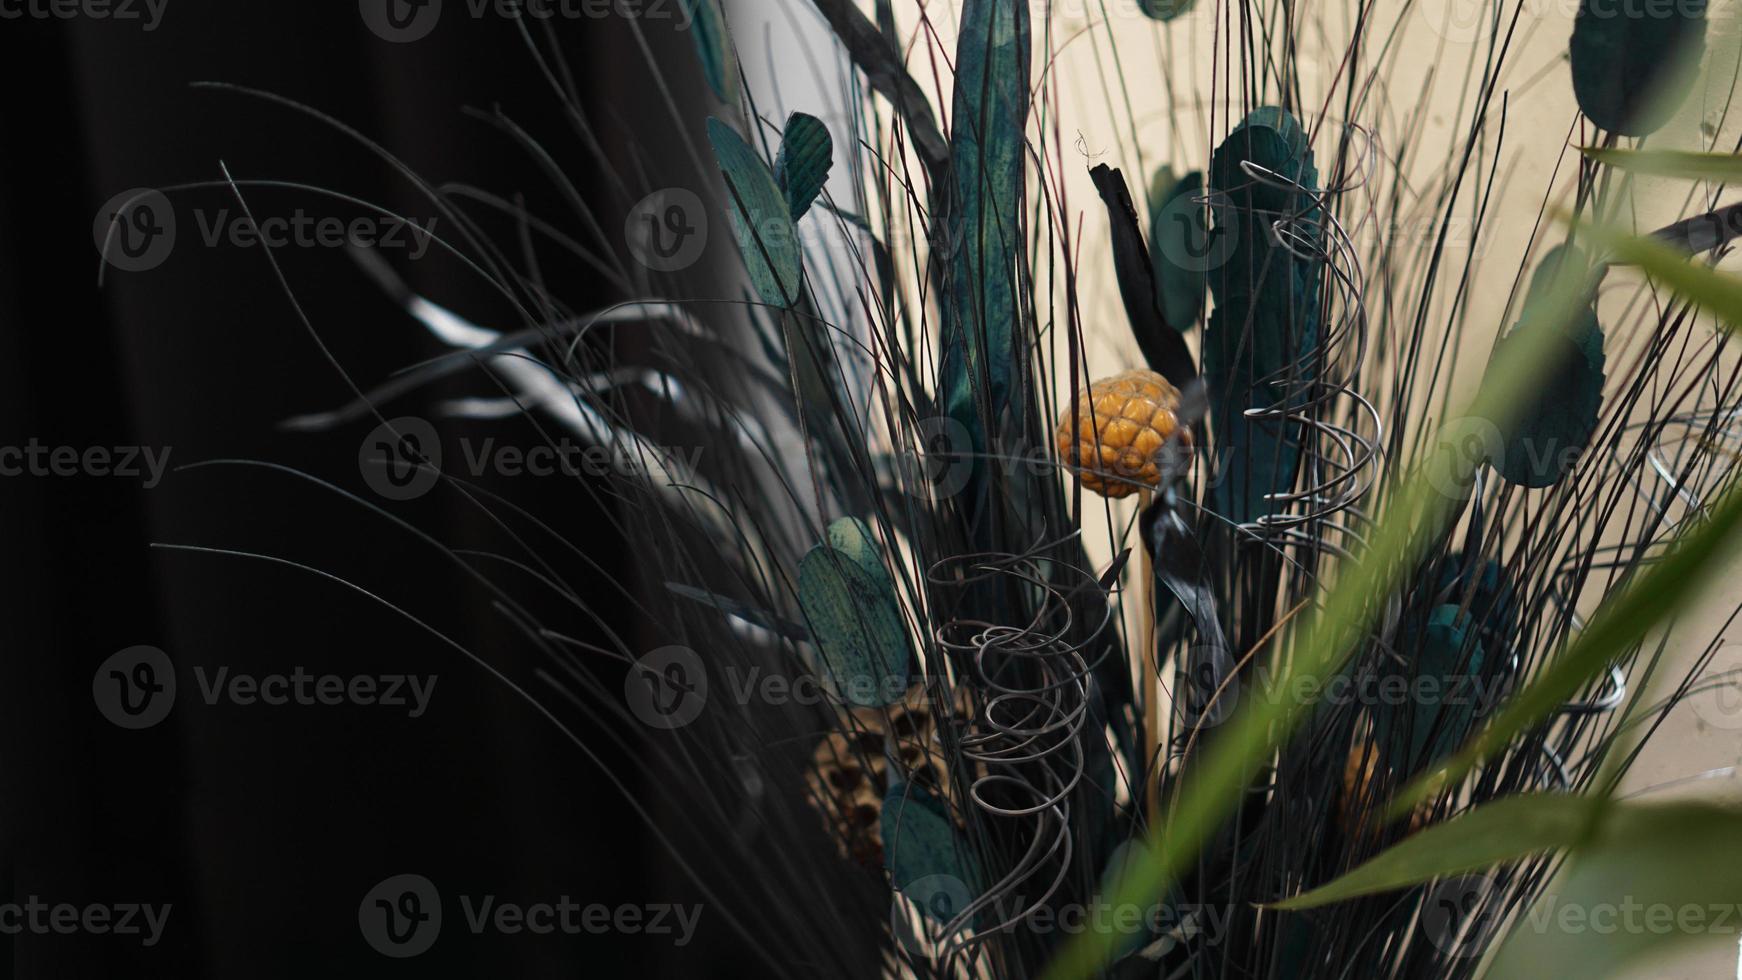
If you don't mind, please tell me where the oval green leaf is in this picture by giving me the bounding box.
[1490,245,1606,488]
[1148,167,1208,333]
[707,117,804,307]
[797,542,910,706]
[775,112,834,221]
[883,781,981,922]
[1570,0,1707,136]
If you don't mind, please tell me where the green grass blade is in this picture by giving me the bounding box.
[1267,795,1596,910]
[1581,147,1742,182]
[1583,218,1742,325]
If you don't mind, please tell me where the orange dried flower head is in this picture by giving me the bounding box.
[1055,369,1191,498]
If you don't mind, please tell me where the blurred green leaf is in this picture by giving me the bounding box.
[1570,0,1707,135]
[1581,218,1742,326]
[1269,795,1596,910]
[1492,802,1742,977]
[1581,147,1742,181]
[1271,797,1742,979]
[682,0,735,102]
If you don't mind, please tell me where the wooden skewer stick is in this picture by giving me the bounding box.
[1138,489,1162,824]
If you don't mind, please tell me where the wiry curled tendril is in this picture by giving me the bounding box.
[1211,121,1386,562]
[918,541,1117,964]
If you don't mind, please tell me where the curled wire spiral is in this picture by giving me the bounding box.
[1209,120,1386,563]
[919,541,1118,963]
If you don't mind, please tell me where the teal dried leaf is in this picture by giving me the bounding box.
[1435,554,1518,640]
[1378,604,1486,770]
[707,117,804,307]
[939,0,1031,433]
[797,543,910,706]
[1205,108,1323,526]
[1492,245,1606,488]
[1571,0,1707,136]
[1090,163,1196,382]
[824,516,892,591]
[1148,167,1208,332]
[775,112,834,221]
[682,0,735,102]
[883,782,980,921]
[1137,0,1196,20]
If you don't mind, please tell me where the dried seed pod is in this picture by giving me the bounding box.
[805,686,975,868]
[1055,369,1191,498]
